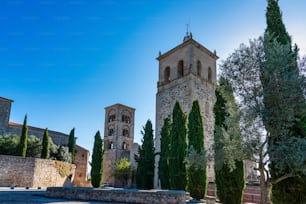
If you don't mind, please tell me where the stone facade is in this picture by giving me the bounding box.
[0,96,68,145]
[103,103,138,186]
[73,145,91,187]
[46,187,186,204]
[0,155,75,188]
[0,96,90,187]
[154,34,218,188]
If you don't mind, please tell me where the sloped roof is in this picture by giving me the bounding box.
[156,37,219,61]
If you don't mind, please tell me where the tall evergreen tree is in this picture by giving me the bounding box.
[17,115,28,157]
[158,117,171,189]
[68,128,76,163]
[214,77,245,204]
[136,120,155,189]
[169,101,187,190]
[41,128,49,159]
[261,1,306,202]
[187,100,206,199]
[91,131,103,188]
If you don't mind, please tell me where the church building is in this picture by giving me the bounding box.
[154,33,218,188]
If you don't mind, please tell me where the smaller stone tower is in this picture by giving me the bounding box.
[0,97,13,135]
[103,103,135,186]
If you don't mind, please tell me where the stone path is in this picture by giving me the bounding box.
[0,187,126,204]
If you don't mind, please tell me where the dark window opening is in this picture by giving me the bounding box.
[108,127,114,136]
[108,114,116,122]
[164,66,170,82]
[123,128,129,137]
[122,115,130,123]
[122,142,127,150]
[208,67,212,82]
[178,60,184,78]
[197,61,202,76]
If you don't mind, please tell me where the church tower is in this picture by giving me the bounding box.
[103,103,135,186]
[154,33,218,188]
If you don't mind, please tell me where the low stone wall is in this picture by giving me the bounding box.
[0,155,75,188]
[46,187,186,204]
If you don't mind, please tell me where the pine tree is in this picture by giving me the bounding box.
[136,120,155,189]
[68,128,76,163]
[169,101,187,190]
[91,131,103,188]
[187,100,206,199]
[214,77,245,204]
[261,1,306,202]
[41,128,49,159]
[158,117,171,189]
[17,115,28,157]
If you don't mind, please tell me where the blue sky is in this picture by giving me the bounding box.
[1,0,305,153]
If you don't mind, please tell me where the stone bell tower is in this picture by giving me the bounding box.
[154,33,218,188]
[103,103,135,186]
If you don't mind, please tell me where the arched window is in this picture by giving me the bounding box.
[178,60,184,78]
[108,109,116,122]
[197,60,202,76]
[122,142,127,150]
[109,142,114,149]
[164,66,170,82]
[123,128,129,137]
[208,67,212,82]
[122,115,130,123]
[108,127,114,136]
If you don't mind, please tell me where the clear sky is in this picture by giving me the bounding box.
[1,0,305,154]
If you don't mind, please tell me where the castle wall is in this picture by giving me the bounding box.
[7,123,68,145]
[0,155,75,188]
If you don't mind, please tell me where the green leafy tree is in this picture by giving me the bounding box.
[158,117,171,189]
[169,101,187,190]
[68,128,76,163]
[17,115,28,157]
[91,131,103,187]
[187,100,206,199]
[136,120,155,189]
[41,128,49,159]
[261,1,306,202]
[213,77,245,204]
[0,135,20,155]
[114,157,132,187]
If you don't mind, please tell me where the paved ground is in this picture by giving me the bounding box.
[0,187,127,204]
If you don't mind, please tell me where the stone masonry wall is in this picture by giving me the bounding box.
[46,187,186,204]
[0,97,12,135]
[0,155,75,188]
[7,123,68,145]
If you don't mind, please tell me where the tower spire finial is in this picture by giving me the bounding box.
[183,20,192,42]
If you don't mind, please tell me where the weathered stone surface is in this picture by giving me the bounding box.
[103,104,138,187]
[0,155,75,188]
[154,37,218,187]
[46,187,186,204]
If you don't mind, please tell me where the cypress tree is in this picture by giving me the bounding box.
[187,100,206,199]
[91,131,103,188]
[158,117,171,189]
[68,128,76,163]
[262,1,306,202]
[17,115,28,157]
[214,77,245,204]
[169,101,187,190]
[41,128,49,159]
[136,120,155,189]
